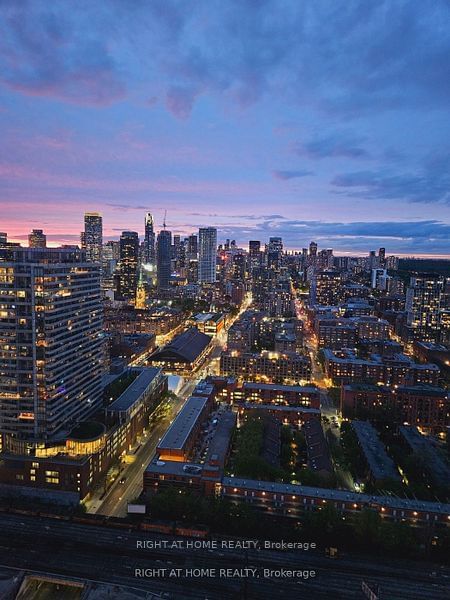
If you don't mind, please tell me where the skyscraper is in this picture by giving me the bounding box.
[406,274,444,342]
[186,234,198,260]
[28,229,47,248]
[102,240,119,291]
[249,240,262,272]
[267,237,283,270]
[144,212,155,265]
[309,241,318,257]
[83,212,103,264]
[173,234,181,261]
[0,247,103,446]
[378,247,386,267]
[157,229,172,290]
[117,231,139,301]
[198,227,217,283]
[368,250,378,271]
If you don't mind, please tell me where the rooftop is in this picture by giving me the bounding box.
[145,458,203,477]
[69,421,105,441]
[415,341,448,352]
[205,410,237,467]
[221,477,450,515]
[107,367,162,413]
[242,404,320,415]
[344,383,387,392]
[243,382,318,393]
[352,420,400,481]
[397,384,448,397]
[304,419,332,472]
[399,426,450,487]
[157,396,208,451]
[194,312,223,323]
[150,327,211,364]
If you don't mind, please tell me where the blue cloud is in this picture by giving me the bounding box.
[1,1,449,114]
[272,169,314,180]
[332,154,450,204]
[295,132,370,160]
[216,219,450,254]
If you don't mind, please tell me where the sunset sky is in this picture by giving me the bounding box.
[1,1,449,255]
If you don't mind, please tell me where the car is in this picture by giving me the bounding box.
[119,477,127,484]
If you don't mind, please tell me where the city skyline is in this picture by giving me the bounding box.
[1,1,450,256]
[2,212,449,259]
[1,4,450,595]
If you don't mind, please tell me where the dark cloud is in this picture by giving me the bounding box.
[332,154,450,204]
[272,169,314,180]
[295,133,370,160]
[188,212,286,220]
[1,1,449,115]
[215,219,450,254]
[106,203,152,210]
[0,5,126,105]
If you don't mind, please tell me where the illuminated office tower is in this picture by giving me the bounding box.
[157,229,172,290]
[249,240,262,272]
[0,247,103,448]
[28,229,46,248]
[186,234,198,260]
[406,274,444,342]
[102,240,119,291]
[267,237,283,270]
[232,252,247,281]
[83,212,103,264]
[368,250,378,271]
[117,231,139,301]
[173,235,181,261]
[144,212,156,265]
[309,241,318,257]
[198,227,217,283]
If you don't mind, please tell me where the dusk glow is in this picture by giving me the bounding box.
[1,3,450,592]
[1,1,449,255]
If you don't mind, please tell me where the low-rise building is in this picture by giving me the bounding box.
[399,426,450,489]
[413,341,450,383]
[315,318,357,349]
[149,327,212,373]
[341,384,449,433]
[220,350,311,384]
[234,382,320,408]
[323,349,439,386]
[156,395,213,462]
[303,419,333,474]
[351,420,400,484]
[192,312,225,336]
[104,305,183,335]
[238,404,320,426]
[221,478,450,526]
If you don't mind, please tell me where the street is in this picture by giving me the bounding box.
[91,297,253,517]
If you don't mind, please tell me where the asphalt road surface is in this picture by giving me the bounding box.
[92,379,197,517]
